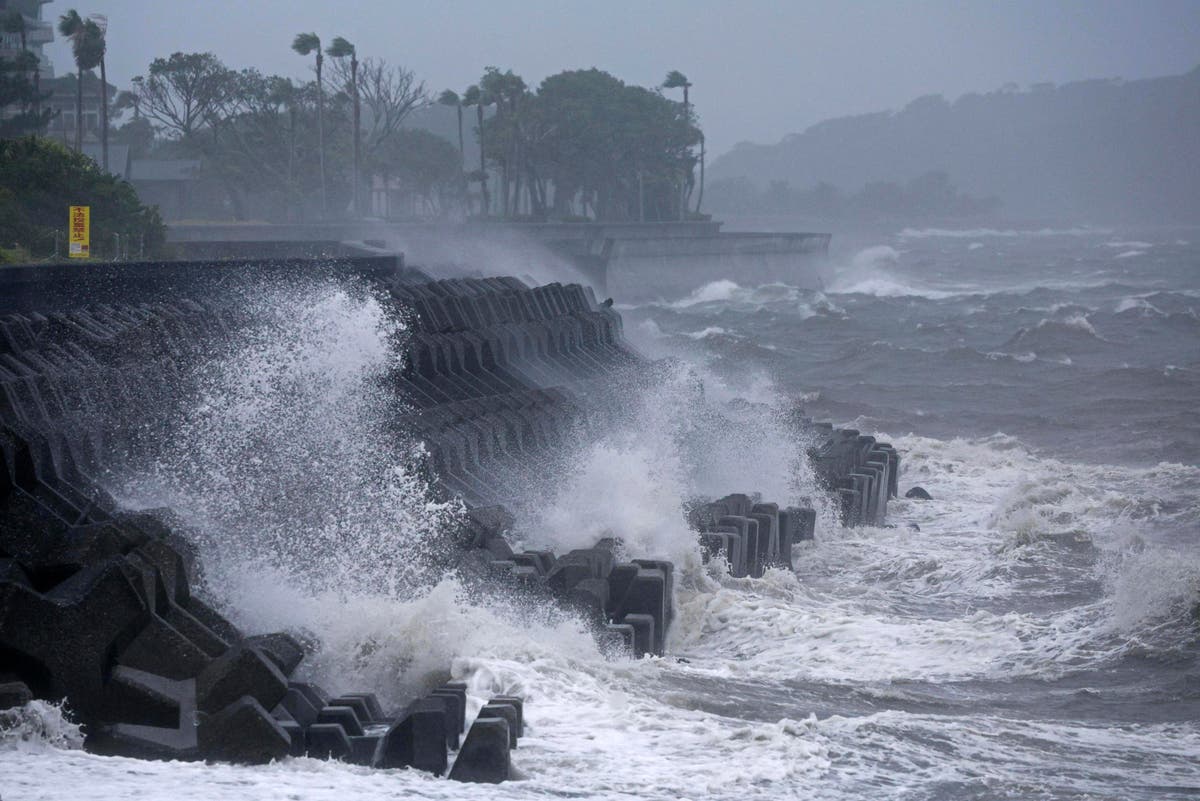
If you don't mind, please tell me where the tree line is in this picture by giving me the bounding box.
[437,67,703,222]
[2,17,707,225]
[111,41,706,223]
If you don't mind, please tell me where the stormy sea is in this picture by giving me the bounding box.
[2,224,1198,800]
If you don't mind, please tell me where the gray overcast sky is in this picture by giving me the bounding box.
[46,0,1200,157]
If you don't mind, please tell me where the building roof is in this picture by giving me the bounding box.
[130,159,201,182]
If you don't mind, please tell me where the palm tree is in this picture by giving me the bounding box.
[58,10,103,154]
[87,15,109,172]
[663,69,691,109]
[663,70,693,220]
[326,36,360,217]
[292,32,326,216]
[462,84,489,216]
[438,89,464,171]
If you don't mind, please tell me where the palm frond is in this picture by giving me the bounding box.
[57,8,83,38]
[291,32,319,56]
[325,36,355,58]
[663,70,690,89]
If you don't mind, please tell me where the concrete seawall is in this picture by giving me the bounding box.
[0,256,891,782]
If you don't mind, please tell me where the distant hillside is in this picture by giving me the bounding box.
[709,66,1200,223]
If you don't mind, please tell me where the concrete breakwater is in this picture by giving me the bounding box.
[0,256,896,777]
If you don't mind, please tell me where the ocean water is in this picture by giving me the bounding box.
[3,225,1199,800]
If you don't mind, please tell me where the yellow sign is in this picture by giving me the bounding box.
[68,205,90,259]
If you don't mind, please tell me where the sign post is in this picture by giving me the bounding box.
[68,205,90,259]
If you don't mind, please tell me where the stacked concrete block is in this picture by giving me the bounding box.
[0,258,901,784]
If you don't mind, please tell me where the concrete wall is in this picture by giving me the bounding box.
[0,255,404,314]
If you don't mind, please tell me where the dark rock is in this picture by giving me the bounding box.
[0,681,32,710]
[247,633,306,677]
[377,704,448,775]
[0,559,149,723]
[196,643,288,714]
[448,717,510,783]
[522,550,556,575]
[600,623,635,655]
[182,598,243,646]
[430,688,466,741]
[288,681,329,710]
[567,577,610,620]
[280,720,306,757]
[478,702,519,749]
[905,486,933,500]
[116,609,213,681]
[305,723,352,760]
[482,534,515,561]
[198,696,291,765]
[316,704,365,737]
[545,556,592,595]
[348,734,384,766]
[621,613,656,657]
[279,687,320,727]
[89,667,198,759]
[410,694,458,750]
[489,696,525,737]
[328,695,374,725]
[612,567,666,654]
[339,692,384,723]
[908,523,921,532]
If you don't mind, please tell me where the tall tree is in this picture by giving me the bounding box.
[2,8,40,122]
[0,53,53,137]
[662,70,694,219]
[663,70,690,109]
[438,89,464,170]
[57,9,102,153]
[325,36,359,217]
[86,15,108,172]
[331,56,426,170]
[527,68,700,221]
[1,10,51,136]
[462,83,489,216]
[131,52,238,140]
[291,32,326,216]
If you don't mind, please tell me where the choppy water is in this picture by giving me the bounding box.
[3,225,1199,800]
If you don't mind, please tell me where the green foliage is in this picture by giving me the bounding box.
[0,137,166,259]
[57,10,104,72]
[477,67,700,220]
[0,54,53,137]
[133,52,239,139]
[291,32,320,57]
[1,9,27,37]
[662,70,691,90]
[325,37,355,60]
[371,127,463,216]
